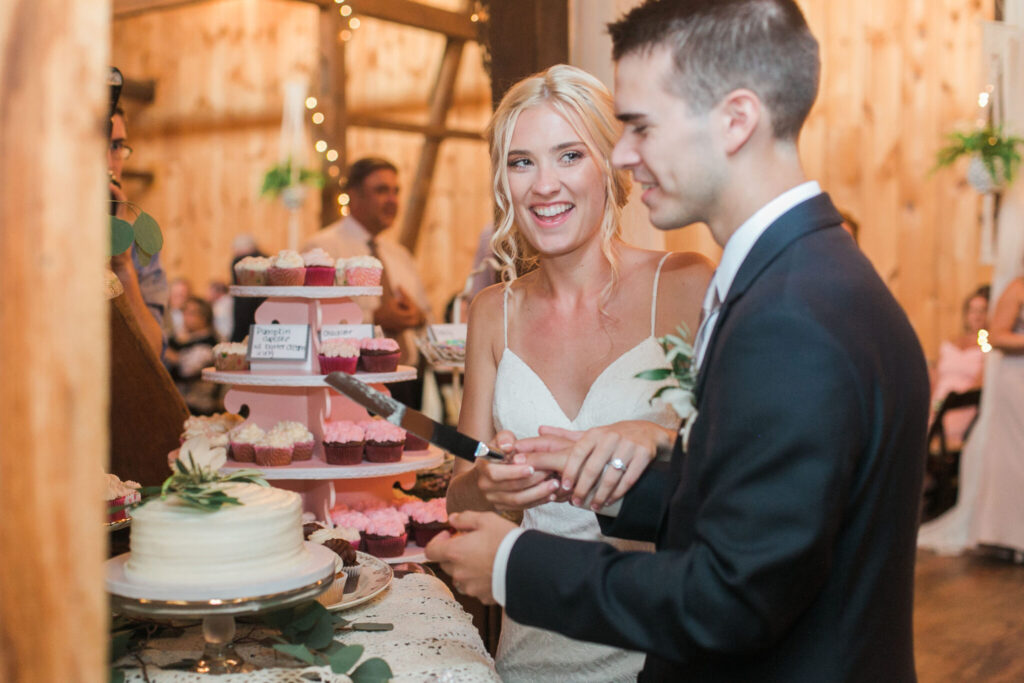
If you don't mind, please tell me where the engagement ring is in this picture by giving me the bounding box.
[610,458,627,472]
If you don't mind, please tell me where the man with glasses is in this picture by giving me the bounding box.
[109,106,167,356]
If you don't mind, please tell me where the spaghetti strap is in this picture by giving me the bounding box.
[503,286,510,349]
[651,253,671,336]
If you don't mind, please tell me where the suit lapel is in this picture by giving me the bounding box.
[693,193,844,401]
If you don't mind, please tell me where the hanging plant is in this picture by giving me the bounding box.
[260,158,325,198]
[933,125,1024,193]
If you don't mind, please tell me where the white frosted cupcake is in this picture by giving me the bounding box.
[342,255,383,286]
[271,421,315,461]
[267,249,306,286]
[228,422,265,463]
[234,255,272,286]
[254,430,293,467]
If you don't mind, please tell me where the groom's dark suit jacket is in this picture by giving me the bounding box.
[506,194,929,682]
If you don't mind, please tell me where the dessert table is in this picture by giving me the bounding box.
[114,574,500,682]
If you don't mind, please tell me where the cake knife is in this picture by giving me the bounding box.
[324,372,505,463]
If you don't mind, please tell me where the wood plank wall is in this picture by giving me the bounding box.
[114,0,993,357]
[112,0,493,318]
[668,0,996,359]
[1,2,109,681]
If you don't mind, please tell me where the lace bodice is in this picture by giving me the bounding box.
[491,254,680,682]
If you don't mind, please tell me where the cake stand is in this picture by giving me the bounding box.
[107,543,336,674]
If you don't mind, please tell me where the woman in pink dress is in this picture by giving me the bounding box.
[929,286,989,445]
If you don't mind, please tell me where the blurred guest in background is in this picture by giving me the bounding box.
[208,280,233,342]
[930,285,989,444]
[165,295,219,415]
[165,277,191,341]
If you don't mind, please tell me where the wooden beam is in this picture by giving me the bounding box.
[347,114,483,141]
[122,77,156,103]
[399,34,466,250]
[304,0,479,40]
[1,1,108,681]
[113,0,209,19]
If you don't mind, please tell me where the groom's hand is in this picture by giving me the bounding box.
[425,511,517,604]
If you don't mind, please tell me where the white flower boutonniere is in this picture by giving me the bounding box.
[636,325,700,452]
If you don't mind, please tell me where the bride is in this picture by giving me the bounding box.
[446,64,711,682]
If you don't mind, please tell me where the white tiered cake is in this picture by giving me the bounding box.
[125,483,309,587]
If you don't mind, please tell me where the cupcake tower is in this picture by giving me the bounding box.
[233,249,383,287]
[324,494,451,559]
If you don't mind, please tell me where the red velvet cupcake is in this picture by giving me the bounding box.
[363,508,409,558]
[302,248,336,286]
[323,421,365,465]
[362,420,406,463]
[358,337,401,373]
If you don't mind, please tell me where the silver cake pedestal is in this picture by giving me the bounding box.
[107,542,336,674]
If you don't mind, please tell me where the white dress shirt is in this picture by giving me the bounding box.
[304,216,431,364]
[491,181,823,607]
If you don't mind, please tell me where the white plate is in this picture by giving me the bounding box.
[320,551,393,611]
[106,542,336,602]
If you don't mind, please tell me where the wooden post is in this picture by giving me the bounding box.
[398,35,466,251]
[485,0,569,106]
[0,1,110,681]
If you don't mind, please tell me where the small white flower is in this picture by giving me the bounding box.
[176,436,227,475]
[656,386,697,422]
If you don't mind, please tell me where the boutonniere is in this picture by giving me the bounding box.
[636,325,699,452]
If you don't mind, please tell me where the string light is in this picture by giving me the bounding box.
[338,193,350,206]
[340,5,353,16]
[305,97,317,109]
[315,140,328,153]
[349,17,360,30]
[312,112,325,125]
[978,329,993,353]
[326,149,339,162]
[339,29,353,42]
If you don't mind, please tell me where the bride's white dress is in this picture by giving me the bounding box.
[492,255,680,683]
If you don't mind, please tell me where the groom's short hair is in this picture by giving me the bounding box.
[608,0,819,141]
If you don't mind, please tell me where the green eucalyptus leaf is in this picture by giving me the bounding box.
[110,217,134,256]
[132,212,163,254]
[289,602,323,633]
[303,611,339,650]
[327,644,364,674]
[272,643,317,665]
[635,368,671,381]
[135,248,153,267]
[109,668,126,683]
[350,657,394,683]
[260,607,296,632]
[110,632,133,662]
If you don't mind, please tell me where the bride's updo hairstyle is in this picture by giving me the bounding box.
[488,64,632,290]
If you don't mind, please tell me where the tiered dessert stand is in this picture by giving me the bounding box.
[202,285,444,563]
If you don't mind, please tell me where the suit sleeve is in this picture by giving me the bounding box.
[505,306,864,663]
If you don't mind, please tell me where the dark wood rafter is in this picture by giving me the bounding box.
[113,0,208,18]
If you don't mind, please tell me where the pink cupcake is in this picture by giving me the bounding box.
[361,420,406,463]
[301,248,336,286]
[319,339,359,374]
[404,432,430,451]
[358,337,401,373]
[228,422,264,463]
[363,508,409,558]
[234,256,272,286]
[106,474,141,524]
[267,249,306,286]
[407,498,450,547]
[272,421,314,461]
[343,255,383,286]
[254,430,293,466]
[323,421,365,465]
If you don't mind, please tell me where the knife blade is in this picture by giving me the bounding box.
[324,372,505,463]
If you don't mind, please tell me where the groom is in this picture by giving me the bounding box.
[426,1,929,680]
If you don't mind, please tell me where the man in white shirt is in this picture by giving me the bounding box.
[427,1,929,681]
[304,158,430,370]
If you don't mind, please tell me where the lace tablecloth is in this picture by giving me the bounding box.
[116,574,499,683]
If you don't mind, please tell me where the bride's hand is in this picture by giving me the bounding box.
[473,430,562,511]
[528,422,675,510]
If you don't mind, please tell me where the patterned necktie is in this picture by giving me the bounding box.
[694,282,722,370]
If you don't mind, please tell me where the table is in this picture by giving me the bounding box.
[115,574,500,682]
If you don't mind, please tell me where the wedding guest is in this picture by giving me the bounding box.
[304,157,431,407]
[429,2,929,681]
[165,296,219,415]
[165,277,191,341]
[207,279,233,342]
[930,285,989,444]
[445,64,711,682]
[108,106,168,356]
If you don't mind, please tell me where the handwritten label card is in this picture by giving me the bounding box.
[248,325,310,361]
[429,323,467,343]
[320,324,375,342]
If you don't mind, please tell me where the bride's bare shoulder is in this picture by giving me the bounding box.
[660,250,714,290]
